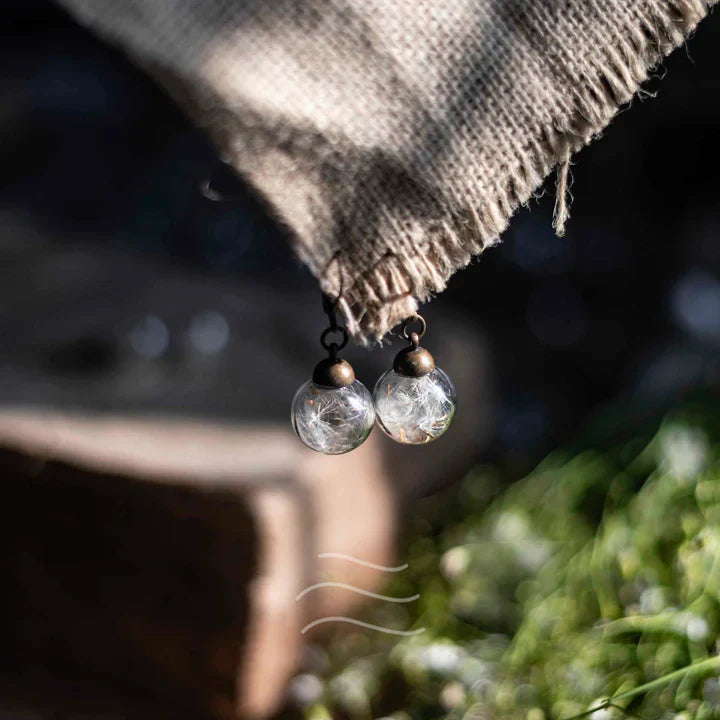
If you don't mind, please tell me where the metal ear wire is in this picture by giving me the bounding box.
[199,178,232,202]
[199,160,244,203]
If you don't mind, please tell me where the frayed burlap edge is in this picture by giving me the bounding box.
[322,0,713,343]
[120,0,715,344]
[312,0,712,344]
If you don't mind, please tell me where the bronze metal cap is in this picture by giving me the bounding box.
[312,357,356,388]
[393,345,435,377]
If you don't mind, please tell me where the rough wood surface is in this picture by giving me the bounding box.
[0,414,396,719]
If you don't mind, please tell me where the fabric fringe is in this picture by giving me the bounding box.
[55,0,716,344]
[334,0,714,343]
[553,150,572,238]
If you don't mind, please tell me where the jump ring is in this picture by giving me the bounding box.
[401,314,426,341]
[320,326,348,352]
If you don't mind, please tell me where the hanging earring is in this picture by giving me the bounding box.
[373,314,456,445]
[291,295,375,454]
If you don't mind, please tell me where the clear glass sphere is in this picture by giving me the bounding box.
[291,379,375,454]
[373,367,456,444]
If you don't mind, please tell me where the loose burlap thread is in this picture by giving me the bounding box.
[58,0,715,342]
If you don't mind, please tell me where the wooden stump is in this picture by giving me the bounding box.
[0,413,396,719]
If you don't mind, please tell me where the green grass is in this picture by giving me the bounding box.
[298,399,720,720]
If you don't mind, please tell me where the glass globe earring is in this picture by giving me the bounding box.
[373,315,456,445]
[291,297,375,455]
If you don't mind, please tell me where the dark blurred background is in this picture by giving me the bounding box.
[2,2,719,472]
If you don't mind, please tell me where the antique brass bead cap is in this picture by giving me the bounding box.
[392,323,436,377]
[312,357,356,388]
[393,341,435,377]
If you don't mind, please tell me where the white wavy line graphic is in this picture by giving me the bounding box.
[317,553,408,572]
[300,616,426,636]
[295,582,419,603]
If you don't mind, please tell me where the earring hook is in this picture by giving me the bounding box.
[199,160,244,203]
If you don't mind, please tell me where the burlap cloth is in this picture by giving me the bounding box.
[57,0,715,343]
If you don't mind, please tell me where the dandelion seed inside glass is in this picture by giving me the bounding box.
[373,368,456,444]
[291,379,375,454]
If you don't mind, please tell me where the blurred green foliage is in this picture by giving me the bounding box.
[294,401,720,720]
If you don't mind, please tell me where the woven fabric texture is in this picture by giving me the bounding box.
[58,0,715,342]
